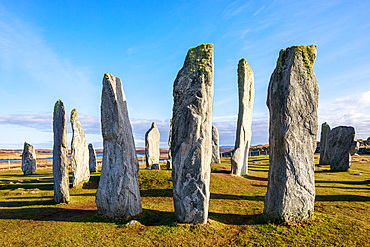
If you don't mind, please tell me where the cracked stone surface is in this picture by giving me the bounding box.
[70,109,90,187]
[96,73,142,218]
[22,142,37,175]
[231,58,254,176]
[171,44,214,224]
[264,45,319,223]
[52,99,70,203]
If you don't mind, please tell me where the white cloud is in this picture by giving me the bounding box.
[318,90,370,139]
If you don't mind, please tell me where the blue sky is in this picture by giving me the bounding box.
[0,0,369,149]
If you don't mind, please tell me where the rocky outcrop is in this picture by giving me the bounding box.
[231,58,254,176]
[327,126,359,171]
[319,122,331,165]
[264,45,319,222]
[96,73,142,218]
[88,143,97,172]
[167,119,172,170]
[171,44,214,224]
[70,109,90,187]
[145,122,160,169]
[52,99,70,203]
[211,125,220,163]
[21,142,37,175]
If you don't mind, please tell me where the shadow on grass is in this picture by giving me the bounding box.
[208,212,264,225]
[244,175,268,181]
[140,188,173,197]
[315,194,370,201]
[211,193,264,201]
[316,179,370,186]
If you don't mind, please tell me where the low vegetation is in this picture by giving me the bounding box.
[0,155,369,246]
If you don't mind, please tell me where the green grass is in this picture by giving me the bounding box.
[0,155,369,246]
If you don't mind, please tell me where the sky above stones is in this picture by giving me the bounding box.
[0,0,369,149]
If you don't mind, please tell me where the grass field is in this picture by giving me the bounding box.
[0,155,369,246]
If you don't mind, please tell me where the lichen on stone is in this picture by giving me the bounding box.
[291,45,316,76]
[276,45,317,78]
[70,108,78,123]
[185,44,213,84]
[53,99,62,123]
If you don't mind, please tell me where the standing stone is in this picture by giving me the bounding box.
[264,45,319,222]
[327,126,359,171]
[167,119,173,170]
[145,122,160,169]
[21,142,37,175]
[53,99,70,203]
[366,137,370,146]
[211,125,220,163]
[88,143,97,172]
[319,122,331,165]
[231,58,255,176]
[70,109,90,187]
[171,44,214,224]
[96,73,142,218]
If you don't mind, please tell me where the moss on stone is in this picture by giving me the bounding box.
[53,99,62,123]
[185,44,213,84]
[276,45,316,78]
[292,45,316,76]
[70,109,78,123]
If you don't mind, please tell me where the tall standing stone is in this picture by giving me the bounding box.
[21,142,37,175]
[167,119,172,170]
[231,58,255,176]
[145,122,160,169]
[319,122,331,165]
[264,45,319,222]
[211,125,220,163]
[70,109,90,187]
[88,143,97,172]
[171,44,214,224]
[96,73,142,218]
[327,126,359,171]
[53,99,70,203]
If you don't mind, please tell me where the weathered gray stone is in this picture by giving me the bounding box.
[319,122,331,165]
[145,122,160,169]
[88,143,97,172]
[171,44,214,224]
[211,125,220,163]
[264,45,319,222]
[70,109,90,187]
[231,58,254,176]
[150,164,160,170]
[52,99,70,203]
[327,126,359,171]
[366,137,370,146]
[167,119,172,170]
[21,142,37,175]
[96,73,142,218]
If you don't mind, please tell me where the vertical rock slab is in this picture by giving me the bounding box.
[96,73,142,218]
[211,125,220,163]
[145,122,160,169]
[171,44,214,224]
[88,143,97,172]
[327,126,359,171]
[167,119,172,170]
[319,122,331,165]
[21,142,37,175]
[70,109,90,187]
[53,99,70,203]
[264,45,319,222]
[231,58,255,176]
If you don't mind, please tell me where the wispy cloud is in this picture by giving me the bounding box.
[222,1,250,20]
[318,91,370,139]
